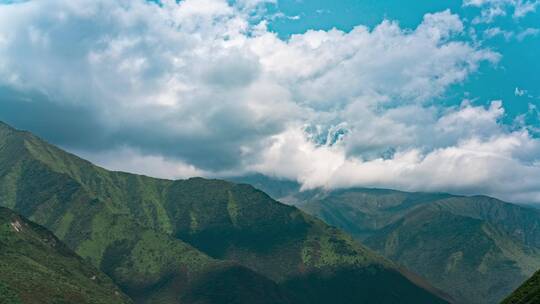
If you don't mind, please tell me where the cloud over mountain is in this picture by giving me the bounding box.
[1,0,539,203]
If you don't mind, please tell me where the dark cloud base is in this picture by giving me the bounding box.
[0,86,268,171]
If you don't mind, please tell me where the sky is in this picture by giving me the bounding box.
[0,0,540,203]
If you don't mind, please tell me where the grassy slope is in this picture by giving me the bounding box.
[0,207,131,304]
[1,123,295,304]
[0,122,448,304]
[296,188,540,304]
[300,188,452,240]
[502,270,540,304]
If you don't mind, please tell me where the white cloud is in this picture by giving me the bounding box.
[76,147,209,179]
[252,102,540,203]
[515,87,527,96]
[483,27,539,41]
[2,1,540,203]
[484,27,514,40]
[464,0,540,22]
[513,0,540,17]
[251,10,497,111]
[516,27,540,40]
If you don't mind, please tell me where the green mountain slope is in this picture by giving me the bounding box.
[0,122,449,304]
[502,269,540,304]
[291,188,540,304]
[0,207,131,304]
[300,188,453,240]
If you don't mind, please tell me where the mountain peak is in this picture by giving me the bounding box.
[0,125,449,304]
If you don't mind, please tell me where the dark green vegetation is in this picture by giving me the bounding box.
[0,122,449,303]
[502,269,540,304]
[291,188,540,304]
[0,207,131,304]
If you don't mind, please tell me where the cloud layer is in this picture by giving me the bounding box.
[1,0,539,203]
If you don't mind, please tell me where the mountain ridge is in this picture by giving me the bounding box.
[231,174,540,304]
[0,121,449,303]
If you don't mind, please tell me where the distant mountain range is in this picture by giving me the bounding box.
[0,121,449,303]
[231,174,540,304]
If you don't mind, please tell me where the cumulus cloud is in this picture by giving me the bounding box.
[252,102,540,203]
[2,0,539,203]
[251,10,500,108]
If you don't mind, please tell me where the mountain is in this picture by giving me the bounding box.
[0,206,131,304]
[502,269,540,304]
[293,188,540,304]
[0,121,449,303]
[229,176,540,304]
[227,174,306,205]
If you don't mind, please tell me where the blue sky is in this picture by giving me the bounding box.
[0,0,539,203]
